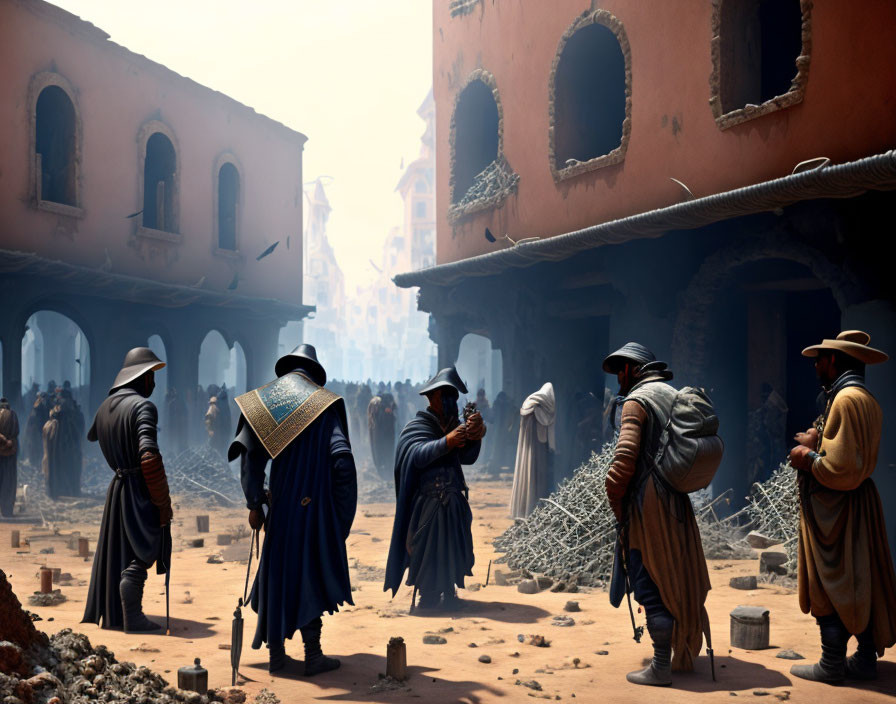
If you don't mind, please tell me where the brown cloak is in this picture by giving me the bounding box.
[798,385,896,655]
[607,395,711,672]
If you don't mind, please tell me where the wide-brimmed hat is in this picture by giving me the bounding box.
[802,330,888,365]
[110,347,166,392]
[603,342,662,374]
[275,343,326,386]
[419,366,468,396]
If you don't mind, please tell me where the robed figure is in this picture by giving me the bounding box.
[384,367,486,611]
[230,344,357,676]
[368,392,397,480]
[25,392,49,468]
[0,398,19,517]
[788,331,896,683]
[82,348,173,633]
[509,382,556,518]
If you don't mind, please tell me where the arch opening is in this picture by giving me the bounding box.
[21,311,91,406]
[35,85,77,206]
[452,79,499,203]
[719,0,804,113]
[143,132,177,232]
[553,21,626,169]
[217,162,239,251]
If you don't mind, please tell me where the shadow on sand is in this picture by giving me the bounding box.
[408,598,550,624]
[668,654,791,692]
[244,652,503,703]
[141,614,217,640]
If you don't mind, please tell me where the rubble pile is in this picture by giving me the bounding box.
[745,462,799,577]
[448,159,520,221]
[493,442,753,586]
[0,568,262,704]
[166,447,243,506]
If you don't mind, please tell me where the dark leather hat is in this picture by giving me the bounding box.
[110,347,166,392]
[275,343,326,386]
[419,366,468,396]
[602,342,658,374]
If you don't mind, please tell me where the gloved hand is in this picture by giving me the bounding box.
[248,509,265,531]
[141,451,173,525]
[793,427,819,449]
[789,445,813,472]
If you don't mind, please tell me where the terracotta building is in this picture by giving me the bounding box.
[0,0,311,415]
[396,0,896,523]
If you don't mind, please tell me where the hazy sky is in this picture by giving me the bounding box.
[50,0,433,290]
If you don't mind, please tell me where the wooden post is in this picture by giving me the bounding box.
[39,567,53,594]
[386,637,407,681]
[10,530,19,548]
[196,515,210,533]
[78,537,89,558]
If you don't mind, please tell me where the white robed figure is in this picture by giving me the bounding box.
[509,382,556,518]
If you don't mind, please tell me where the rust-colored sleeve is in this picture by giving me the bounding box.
[605,400,647,523]
[141,451,173,525]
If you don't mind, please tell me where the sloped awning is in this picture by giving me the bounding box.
[0,248,314,320]
[394,150,896,289]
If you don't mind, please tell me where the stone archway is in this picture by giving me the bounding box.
[670,233,864,381]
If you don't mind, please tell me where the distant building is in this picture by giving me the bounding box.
[0,0,313,414]
[395,0,896,512]
[342,92,438,383]
[301,179,348,379]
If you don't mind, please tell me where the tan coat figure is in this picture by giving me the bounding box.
[789,330,896,683]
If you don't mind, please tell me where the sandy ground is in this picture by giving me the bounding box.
[2,478,894,704]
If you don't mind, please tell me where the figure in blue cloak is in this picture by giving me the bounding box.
[229,344,357,676]
[383,366,486,611]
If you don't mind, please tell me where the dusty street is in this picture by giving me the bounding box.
[2,478,893,704]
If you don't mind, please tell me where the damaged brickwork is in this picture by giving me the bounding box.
[447,68,519,225]
[449,0,481,18]
[709,0,813,130]
[548,9,633,183]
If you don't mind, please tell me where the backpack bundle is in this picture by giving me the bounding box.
[627,381,724,493]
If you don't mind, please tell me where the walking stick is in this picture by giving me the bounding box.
[162,524,172,636]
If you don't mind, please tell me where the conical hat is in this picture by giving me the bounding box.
[802,330,888,365]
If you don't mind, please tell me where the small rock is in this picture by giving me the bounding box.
[551,615,575,627]
[595,650,609,655]
[478,655,491,663]
[730,576,758,590]
[564,601,580,612]
[517,579,541,595]
[438,627,454,634]
[516,679,542,691]
[423,635,447,645]
[775,650,804,660]
[753,690,770,696]
[746,531,777,549]
[512,668,519,675]
[207,555,224,564]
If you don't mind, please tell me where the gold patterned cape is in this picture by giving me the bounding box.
[235,372,342,459]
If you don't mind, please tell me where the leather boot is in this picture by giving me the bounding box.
[269,640,287,673]
[626,613,673,686]
[791,615,847,683]
[300,617,340,676]
[120,562,161,633]
[846,625,877,680]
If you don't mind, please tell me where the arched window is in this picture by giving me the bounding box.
[143,132,177,232]
[453,79,499,201]
[448,69,518,223]
[711,0,811,129]
[550,10,632,179]
[217,162,239,251]
[35,85,78,206]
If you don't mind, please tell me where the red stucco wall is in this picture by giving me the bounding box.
[433,0,896,266]
[0,0,306,306]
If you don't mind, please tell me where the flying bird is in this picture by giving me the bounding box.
[227,273,239,290]
[256,241,279,261]
[125,209,144,219]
